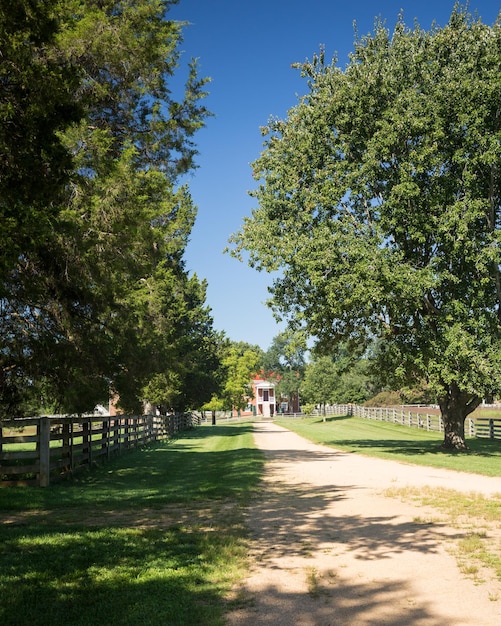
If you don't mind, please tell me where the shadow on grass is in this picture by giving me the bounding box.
[0,522,232,626]
[330,438,445,456]
[279,415,501,460]
[0,424,263,513]
[277,414,353,425]
[328,436,501,458]
[0,423,264,626]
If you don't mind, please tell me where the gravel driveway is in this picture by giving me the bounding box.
[226,421,501,626]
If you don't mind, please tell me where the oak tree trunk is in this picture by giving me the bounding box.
[438,382,481,451]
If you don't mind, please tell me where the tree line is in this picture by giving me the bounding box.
[4,2,501,454]
[206,331,437,419]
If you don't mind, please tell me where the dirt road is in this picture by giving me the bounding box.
[227,421,501,626]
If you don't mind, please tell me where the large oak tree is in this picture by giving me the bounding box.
[229,6,501,449]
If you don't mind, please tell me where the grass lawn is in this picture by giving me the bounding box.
[0,422,264,626]
[2,414,500,625]
[275,415,501,477]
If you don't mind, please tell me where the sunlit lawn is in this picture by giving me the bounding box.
[0,422,264,626]
[275,415,501,477]
[2,414,501,626]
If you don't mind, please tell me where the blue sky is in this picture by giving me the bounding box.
[170,0,500,351]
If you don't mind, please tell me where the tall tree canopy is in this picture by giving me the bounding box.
[0,0,81,279]
[301,348,371,409]
[300,356,338,418]
[262,330,307,375]
[1,0,217,416]
[229,5,501,449]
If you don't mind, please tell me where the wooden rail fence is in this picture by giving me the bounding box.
[0,413,199,487]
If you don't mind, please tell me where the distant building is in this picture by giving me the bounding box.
[251,376,276,418]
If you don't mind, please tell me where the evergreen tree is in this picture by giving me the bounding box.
[1,0,215,415]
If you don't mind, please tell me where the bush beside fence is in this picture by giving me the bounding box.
[0,412,199,487]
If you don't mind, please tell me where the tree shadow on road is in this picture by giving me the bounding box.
[227,572,451,625]
[245,475,455,562]
[228,442,476,625]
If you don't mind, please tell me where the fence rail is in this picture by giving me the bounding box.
[310,404,501,440]
[0,413,199,487]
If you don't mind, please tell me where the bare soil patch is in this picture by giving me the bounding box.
[226,421,501,626]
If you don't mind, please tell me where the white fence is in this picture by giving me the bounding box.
[309,404,501,440]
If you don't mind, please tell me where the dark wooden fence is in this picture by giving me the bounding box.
[0,413,199,487]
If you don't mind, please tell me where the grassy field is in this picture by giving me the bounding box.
[2,415,501,624]
[0,422,264,626]
[275,415,501,477]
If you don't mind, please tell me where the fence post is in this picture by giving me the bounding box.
[467,418,475,438]
[61,422,71,471]
[122,417,126,448]
[39,416,51,487]
[83,420,92,466]
[490,418,495,439]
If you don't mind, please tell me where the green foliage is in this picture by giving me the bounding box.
[0,0,82,279]
[275,368,302,408]
[1,1,216,415]
[301,350,371,407]
[334,365,372,405]
[221,343,262,410]
[301,402,316,416]
[229,5,501,448]
[364,390,406,407]
[262,330,306,406]
[202,395,226,413]
[262,329,307,374]
[301,356,338,406]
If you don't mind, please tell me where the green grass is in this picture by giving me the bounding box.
[0,422,264,626]
[275,415,501,476]
[2,414,500,624]
[472,407,501,419]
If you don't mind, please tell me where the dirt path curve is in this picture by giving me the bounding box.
[226,421,501,626]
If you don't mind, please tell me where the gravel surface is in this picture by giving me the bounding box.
[226,421,501,626]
